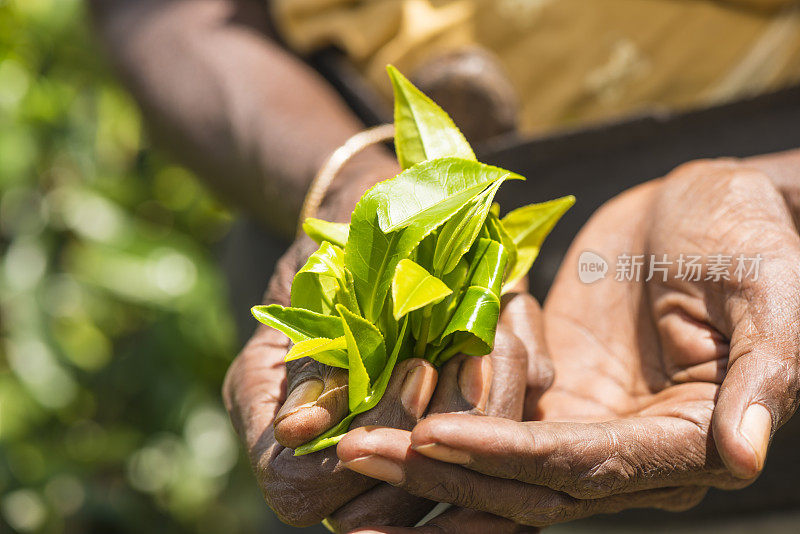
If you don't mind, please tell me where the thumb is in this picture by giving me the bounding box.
[275,357,438,450]
[273,361,350,449]
[712,258,800,480]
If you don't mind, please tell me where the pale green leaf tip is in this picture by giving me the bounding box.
[386,64,405,96]
[545,195,576,209]
[250,305,266,321]
[553,195,576,215]
[386,64,406,85]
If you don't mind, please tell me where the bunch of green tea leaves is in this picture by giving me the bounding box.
[252,66,574,455]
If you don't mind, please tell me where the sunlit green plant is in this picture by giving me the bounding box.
[0,3,247,531]
[252,66,574,455]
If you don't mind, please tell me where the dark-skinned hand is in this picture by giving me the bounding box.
[338,158,800,531]
[222,169,550,531]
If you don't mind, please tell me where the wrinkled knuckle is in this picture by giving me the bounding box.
[451,478,481,510]
[667,158,735,186]
[765,354,796,388]
[657,159,726,206]
[261,469,326,526]
[507,457,543,489]
[667,159,776,202]
[724,166,773,191]
[254,451,332,527]
[403,467,482,512]
[757,356,800,421]
[516,425,548,482]
[672,158,724,178]
[266,489,322,527]
[520,493,576,526]
[573,427,636,498]
[253,450,278,492]
[576,454,635,498]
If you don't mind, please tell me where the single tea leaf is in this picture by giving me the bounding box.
[392,259,452,320]
[373,157,523,233]
[501,195,575,292]
[425,256,470,342]
[433,176,507,275]
[284,336,348,368]
[387,65,475,169]
[251,304,344,342]
[303,218,349,248]
[291,241,345,313]
[437,239,508,360]
[337,305,387,410]
[484,211,518,281]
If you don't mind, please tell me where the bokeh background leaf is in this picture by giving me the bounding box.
[0,1,286,531]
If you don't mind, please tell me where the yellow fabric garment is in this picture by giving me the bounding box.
[271,0,800,133]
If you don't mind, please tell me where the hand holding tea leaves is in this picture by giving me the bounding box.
[251,66,573,455]
[338,159,800,531]
[223,67,568,531]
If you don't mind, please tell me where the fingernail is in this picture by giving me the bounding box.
[343,455,404,485]
[412,443,471,464]
[401,365,436,418]
[739,403,772,474]
[315,369,349,407]
[274,379,324,424]
[458,356,493,412]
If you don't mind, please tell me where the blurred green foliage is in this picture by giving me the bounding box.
[0,0,273,531]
